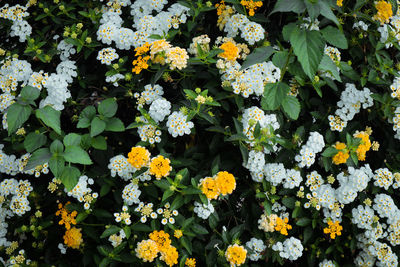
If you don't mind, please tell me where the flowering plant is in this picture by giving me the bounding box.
[1,0,400,266]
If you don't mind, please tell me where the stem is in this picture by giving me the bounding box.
[280,47,293,82]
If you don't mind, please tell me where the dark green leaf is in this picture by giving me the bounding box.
[64,133,82,147]
[98,98,118,118]
[25,148,52,170]
[60,166,81,191]
[261,82,290,110]
[24,132,47,153]
[321,26,348,49]
[63,146,93,165]
[270,0,306,14]
[20,86,40,101]
[240,46,275,70]
[36,106,61,135]
[105,117,125,132]
[90,117,106,137]
[290,29,325,79]
[7,103,32,135]
[282,95,301,120]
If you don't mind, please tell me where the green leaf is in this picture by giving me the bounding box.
[25,148,52,171]
[50,139,64,154]
[181,237,192,255]
[63,146,93,165]
[162,189,174,202]
[270,0,306,14]
[282,197,296,209]
[131,224,152,232]
[36,106,61,135]
[296,218,311,226]
[82,106,96,119]
[319,0,340,27]
[240,46,274,70]
[90,117,106,137]
[319,55,341,81]
[100,226,121,239]
[305,1,320,20]
[282,23,297,42]
[192,224,209,235]
[321,26,348,49]
[60,166,81,191]
[98,98,118,118]
[20,86,40,101]
[322,147,338,157]
[290,29,325,79]
[7,103,32,135]
[261,82,290,110]
[105,117,125,132]
[24,132,47,153]
[64,133,82,147]
[282,95,301,120]
[91,136,107,150]
[49,156,65,177]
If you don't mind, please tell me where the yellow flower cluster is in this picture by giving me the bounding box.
[200,171,236,199]
[132,42,151,74]
[135,239,159,262]
[323,219,343,239]
[185,258,196,267]
[337,0,343,7]
[136,230,179,266]
[332,142,349,165]
[63,227,83,249]
[219,41,239,62]
[127,146,150,169]
[225,244,247,266]
[274,216,292,236]
[354,131,371,161]
[174,229,183,239]
[149,155,172,179]
[55,202,77,230]
[56,202,83,249]
[215,1,235,30]
[132,39,189,74]
[240,0,263,16]
[373,1,393,24]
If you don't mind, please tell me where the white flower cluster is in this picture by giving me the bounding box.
[245,238,266,261]
[1,179,33,216]
[108,155,136,181]
[241,106,280,147]
[353,21,369,31]
[65,176,98,210]
[301,17,320,30]
[272,237,303,261]
[135,202,157,223]
[28,71,49,90]
[137,116,162,144]
[0,145,49,177]
[134,84,164,109]
[224,14,265,45]
[194,201,215,219]
[57,40,77,61]
[245,150,265,182]
[1,4,31,42]
[373,168,393,190]
[319,259,335,267]
[97,47,119,65]
[188,34,211,56]
[166,111,194,137]
[105,73,124,86]
[10,20,32,42]
[219,61,280,98]
[97,1,190,50]
[328,83,373,132]
[122,181,141,206]
[378,15,400,48]
[149,98,171,123]
[295,131,325,168]
[109,229,126,248]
